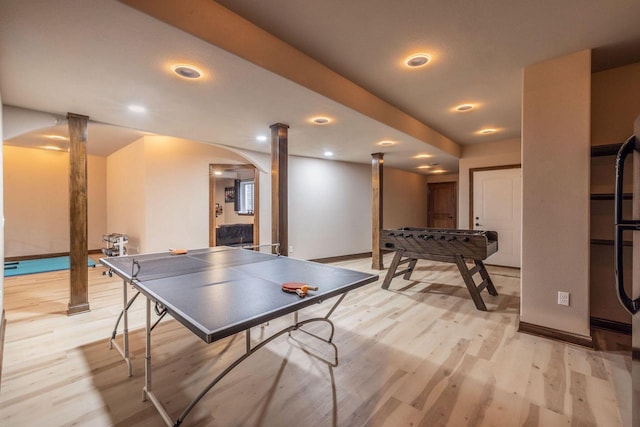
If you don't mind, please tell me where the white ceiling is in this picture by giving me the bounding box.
[2,0,640,174]
[217,0,640,143]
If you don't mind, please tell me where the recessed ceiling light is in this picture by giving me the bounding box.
[213,171,223,176]
[431,170,446,174]
[417,165,432,169]
[378,140,395,146]
[479,128,497,135]
[311,116,331,125]
[256,135,268,142]
[324,151,334,157]
[405,53,431,68]
[413,154,432,159]
[128,104,147,113]
[455,104,474,112]
[46,135,68,141]
[172,64,203,79]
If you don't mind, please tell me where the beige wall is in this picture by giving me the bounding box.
[427,173,458,184]
[110,138,426,261]
[288,157,371,259]
[107,136,252,253]
[288,156,429,260]
[458,138,521,229]
[88,154,107,254]
[521,50,592,337]
[145,136,231,252]
[591,62,640,146]
[106,139,146,253]
[3,146,106,257]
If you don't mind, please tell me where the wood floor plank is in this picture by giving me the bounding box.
[0,255,630,426]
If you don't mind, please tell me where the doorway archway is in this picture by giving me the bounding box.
[209,164,260,247]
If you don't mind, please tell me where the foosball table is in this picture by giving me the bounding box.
[380,227,499,311]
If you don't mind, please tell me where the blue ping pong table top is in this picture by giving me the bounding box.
[101,247,379,343]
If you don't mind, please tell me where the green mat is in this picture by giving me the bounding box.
[4,256,96,277]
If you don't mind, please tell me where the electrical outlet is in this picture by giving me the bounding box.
[557,291,570,306]
[288,245,294,254]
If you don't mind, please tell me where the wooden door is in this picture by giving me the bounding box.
[472,167,521,267]
[427,182,457,229]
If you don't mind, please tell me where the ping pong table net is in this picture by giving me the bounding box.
[126,246,279,282]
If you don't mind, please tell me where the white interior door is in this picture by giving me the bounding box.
[473,168,522,268]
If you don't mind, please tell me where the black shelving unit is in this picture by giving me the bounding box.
[590,141,632,332]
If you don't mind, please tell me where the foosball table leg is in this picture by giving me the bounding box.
[403,258,418,280]
[454,255,488,311]
[381,250,405,290]
[475,260,498,296]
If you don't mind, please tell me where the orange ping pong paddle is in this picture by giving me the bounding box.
[282,282,318,297]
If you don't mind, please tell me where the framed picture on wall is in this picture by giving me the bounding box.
[224,187,235,203]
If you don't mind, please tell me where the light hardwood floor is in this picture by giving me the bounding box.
[0,254,631,426]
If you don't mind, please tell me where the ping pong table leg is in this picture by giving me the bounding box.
[143,297,150,403]
[287,312,298,338]
[122,280,131,376]
[142,297,177,427]
[109,279,139,377]
[171,293,349,426]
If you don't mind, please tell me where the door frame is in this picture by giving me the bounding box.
[469,164,521,229]
[427,181,458,228]
[209,164,259,247]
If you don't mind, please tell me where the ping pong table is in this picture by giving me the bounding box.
[101,246,378,426]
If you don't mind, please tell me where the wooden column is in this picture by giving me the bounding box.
[372,153,384,269]
[67,113,90,315]
[271,123,289,256]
